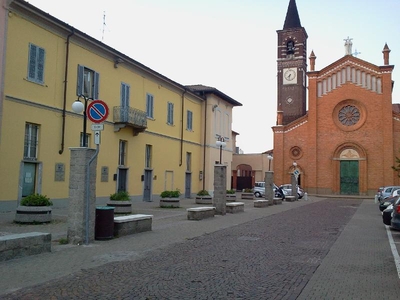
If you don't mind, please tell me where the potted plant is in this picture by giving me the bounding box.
[195,190,212,204]
[160,189,181,208]
[226,189,237,202]
[241,188,254,200]
[15,193,53,223]
[107,191,132,214]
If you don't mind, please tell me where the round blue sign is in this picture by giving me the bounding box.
[87,100,109,123]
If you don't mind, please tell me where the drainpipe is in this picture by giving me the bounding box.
[202,98,207,190]
[179,89,187,166]
[59,28,75,154]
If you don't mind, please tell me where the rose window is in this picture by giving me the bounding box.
[338,105,360,126]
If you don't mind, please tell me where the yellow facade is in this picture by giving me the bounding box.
[0,0,241,202]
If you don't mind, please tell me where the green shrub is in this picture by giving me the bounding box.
[161,190,181,198]
[20,193,53,206]
[110,191,130,201]
[226,189,236,194]
[58,238,69,245]
[243,188,253,193]
[197,190,210,196]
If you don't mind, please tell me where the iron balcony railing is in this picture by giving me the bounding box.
[113,106,147,133]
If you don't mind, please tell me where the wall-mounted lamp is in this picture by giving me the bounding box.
[114,57,124,68]
[212,104,218,112]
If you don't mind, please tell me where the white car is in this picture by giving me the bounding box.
[253,182,287,198]
[253,182,265,197]
[279,184,305,199]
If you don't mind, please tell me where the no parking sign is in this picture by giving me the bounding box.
[87,100,109,123]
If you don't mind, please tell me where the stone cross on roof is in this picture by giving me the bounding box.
[344,36,353,55]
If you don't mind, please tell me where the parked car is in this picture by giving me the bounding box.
[253,182,287,198]
[379,195,400,212]
[279,184,305,199]
[391,197,400,230]
[379,186,400,201]
[376,186,384,199]
[382,204,393,226]
[254,182,265,198]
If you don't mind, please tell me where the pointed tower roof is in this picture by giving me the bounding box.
[283,0,302,29]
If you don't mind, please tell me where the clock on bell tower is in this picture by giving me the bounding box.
[276,0,307,125]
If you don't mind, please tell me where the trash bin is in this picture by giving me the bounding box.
[95,206,115,240]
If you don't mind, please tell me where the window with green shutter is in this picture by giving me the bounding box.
[28,43,45,84]
[167,102,174,125]
[187,110,193,131]
[146,93,154,118]
[76,65,100,99]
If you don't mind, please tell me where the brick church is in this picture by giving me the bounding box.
[272,0,400,196]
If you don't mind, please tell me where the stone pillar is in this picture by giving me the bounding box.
[68,148,98,244]
[213,165,226,215]
[291,174,298,201]
[265,171,274,200]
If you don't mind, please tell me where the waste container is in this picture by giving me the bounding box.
[95,206,115,240]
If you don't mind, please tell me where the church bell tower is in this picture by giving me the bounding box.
[277,0,308,125]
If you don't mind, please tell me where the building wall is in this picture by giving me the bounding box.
[273,55,400,196]
[203,94,233,194]
[232,153,272,184]
[0,1,239,201]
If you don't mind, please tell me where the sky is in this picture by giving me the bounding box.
[27,0,400,153]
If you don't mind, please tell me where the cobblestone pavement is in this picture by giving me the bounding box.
[4,198,400,299]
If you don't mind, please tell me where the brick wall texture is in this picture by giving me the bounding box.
[273,54,400,196]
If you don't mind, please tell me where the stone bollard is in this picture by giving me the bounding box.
[304,192,308,201]
[374,195,378,204]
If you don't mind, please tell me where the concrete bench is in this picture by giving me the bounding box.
[187,207,216,220]
[0,232,51,262]
[226,202,245,213]
[113,214,153,237]
[254,199,269,208]
[273,198,283,205]
[285,196,296,202]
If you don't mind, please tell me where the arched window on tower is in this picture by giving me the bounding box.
[287,40,295,55]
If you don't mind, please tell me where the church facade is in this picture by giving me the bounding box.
[272,0,400,196]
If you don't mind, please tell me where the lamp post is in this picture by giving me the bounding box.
[216,136,226,164]
[292,161,298,200]
[72,95,93,147]
[292,161,298,181]
[267,154,273,171]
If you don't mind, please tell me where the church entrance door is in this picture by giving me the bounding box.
[340,161,359,195]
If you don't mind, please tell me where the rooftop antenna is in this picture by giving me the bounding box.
[102,11,106,42]
[353,49,361,57]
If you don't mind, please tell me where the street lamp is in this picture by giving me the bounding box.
[293,161,298,184]
[216,136,226,164]
[72,95,93,147]
[267,154,273,171]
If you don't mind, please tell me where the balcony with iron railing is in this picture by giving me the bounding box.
[113,106,147,136]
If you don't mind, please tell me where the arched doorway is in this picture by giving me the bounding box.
[288,163,303,187]
[235,164,254,191]
[333,144,366,195]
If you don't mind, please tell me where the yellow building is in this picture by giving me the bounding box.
[0,0,242,202]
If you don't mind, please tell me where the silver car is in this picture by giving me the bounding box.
[279,184,304,199]
[379,186,400,201]
[253,182,287,198]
